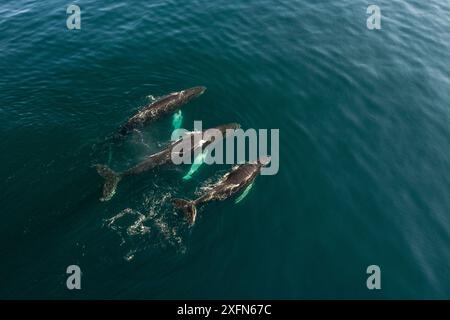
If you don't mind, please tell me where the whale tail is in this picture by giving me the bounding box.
[95,164,121,201]
[173,198,197,225]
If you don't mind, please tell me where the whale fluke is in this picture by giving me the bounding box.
[173,198,197,225]
[95,164,121,201]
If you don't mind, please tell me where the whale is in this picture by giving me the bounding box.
[96,123,240,201]
[173,156,271,225]
[117,86,206,136]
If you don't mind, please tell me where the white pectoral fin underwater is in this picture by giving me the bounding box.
[235,182,254,204]
[172,110,183,130]
[182,151,207,180]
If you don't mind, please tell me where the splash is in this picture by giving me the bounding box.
[104,191,188,260]
[124,249,136,262]
[146,94,157,102]
[127,213,150,236]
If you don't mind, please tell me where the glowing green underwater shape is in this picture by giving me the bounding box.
[183,151,207,180]
[235,182,254,204]
[172,110,183,130]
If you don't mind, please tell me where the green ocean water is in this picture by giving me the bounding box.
[0,0,449,299]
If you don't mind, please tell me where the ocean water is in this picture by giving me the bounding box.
[0,0,449,299]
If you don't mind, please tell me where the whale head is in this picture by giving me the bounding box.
[184,86,206,100]
[258,156,271,167]
[199,123,240,147]
[215,122,241,136]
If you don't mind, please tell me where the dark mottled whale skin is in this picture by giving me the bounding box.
[117,86,206,136]
[96,123,240,201]
[173,156,271,225]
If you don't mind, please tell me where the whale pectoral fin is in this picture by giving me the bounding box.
[172,110,183,130]
[182,151,207,180]
[235,182,254,204]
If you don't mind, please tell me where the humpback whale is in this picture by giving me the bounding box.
[96,123,240,201]
[173,156,271,225]
[117,86,206,136]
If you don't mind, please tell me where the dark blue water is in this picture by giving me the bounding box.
[1,0,449,299]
